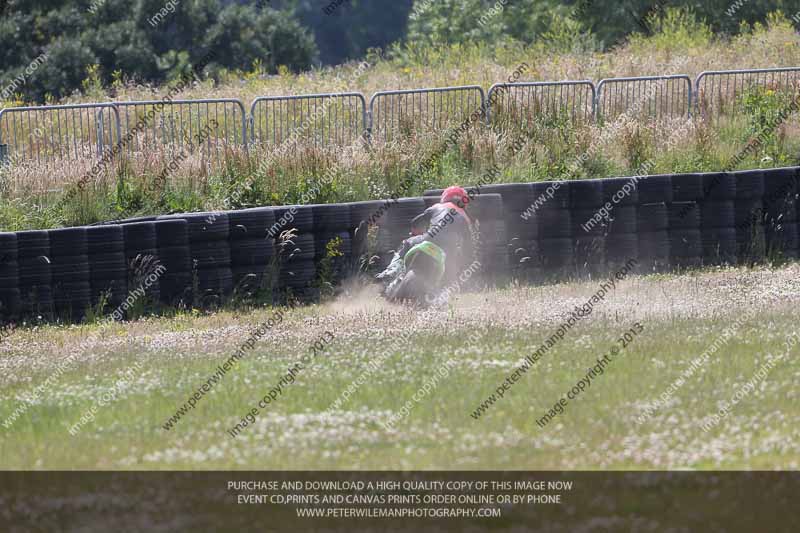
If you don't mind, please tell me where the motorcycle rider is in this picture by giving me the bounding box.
[389,186,475,296]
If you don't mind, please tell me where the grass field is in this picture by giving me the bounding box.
[2,264,799,470]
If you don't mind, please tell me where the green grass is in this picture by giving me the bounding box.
[2,265,799,470]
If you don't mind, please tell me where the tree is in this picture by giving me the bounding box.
[0,0,318,103]
[406,0,508,46]
[402,0,793,51]
[273,0,414,64]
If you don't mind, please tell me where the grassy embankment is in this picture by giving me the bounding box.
[1,11,800,230]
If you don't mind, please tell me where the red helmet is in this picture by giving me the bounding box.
[440,186,469,207]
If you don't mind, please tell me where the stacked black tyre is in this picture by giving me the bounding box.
[637,174,673,273]
[571,179,606,278]
[0,233,20,321]
[313,204,352,289]
[699,172,737,265]
[123,222,161,309]
[271,206,317,303]
[668,174,703,268]
[350,200,388,231]
[669,203,703,268]
[16,231,53,318]
[158,213,232,307]
[637,174,673,204]
[637,203,670,273]
[375,198,427,269]
[762,167,799,260]
[533,181,572,280]
[349,200,386,266]
[603,178,639,273]
[228,208,276,299]
[87,225,127,314]
[422,196,439,210]
[156,220,193,306]
[470,184,534,280]
[732,169,766,264]
[465,193,505,284]
[49,228,91,321]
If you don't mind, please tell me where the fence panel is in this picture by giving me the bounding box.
[115,99,247,168]
[695,67,800,120]
[6,66,800,173]
[596,75,693,121]
[250,93,367,149]
[487,81,595,130]
[369,86,486,142]
[0,103,121,167]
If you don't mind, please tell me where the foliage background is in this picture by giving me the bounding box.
[1,0,796,103]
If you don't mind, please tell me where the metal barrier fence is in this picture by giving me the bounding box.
[596,75,693,121]
[487,81,595,129]
[115,99,247,168]
[2,65,800,169]
[0,103,121,167]
[368,85,486,142]
[695,67,800,119]
[250,92,366,148]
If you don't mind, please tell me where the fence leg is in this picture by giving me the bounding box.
[96,110,105,158]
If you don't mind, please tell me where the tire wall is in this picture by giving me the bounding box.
[2,166,797,324]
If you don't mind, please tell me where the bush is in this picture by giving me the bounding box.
[627,7,713,53]
[739,85,798,163]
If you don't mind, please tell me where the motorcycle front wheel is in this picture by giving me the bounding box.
[386,269,426,304]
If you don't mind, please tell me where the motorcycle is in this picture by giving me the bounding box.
[376,239,446,306]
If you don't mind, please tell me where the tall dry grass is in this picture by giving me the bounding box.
[1,11,800,230]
